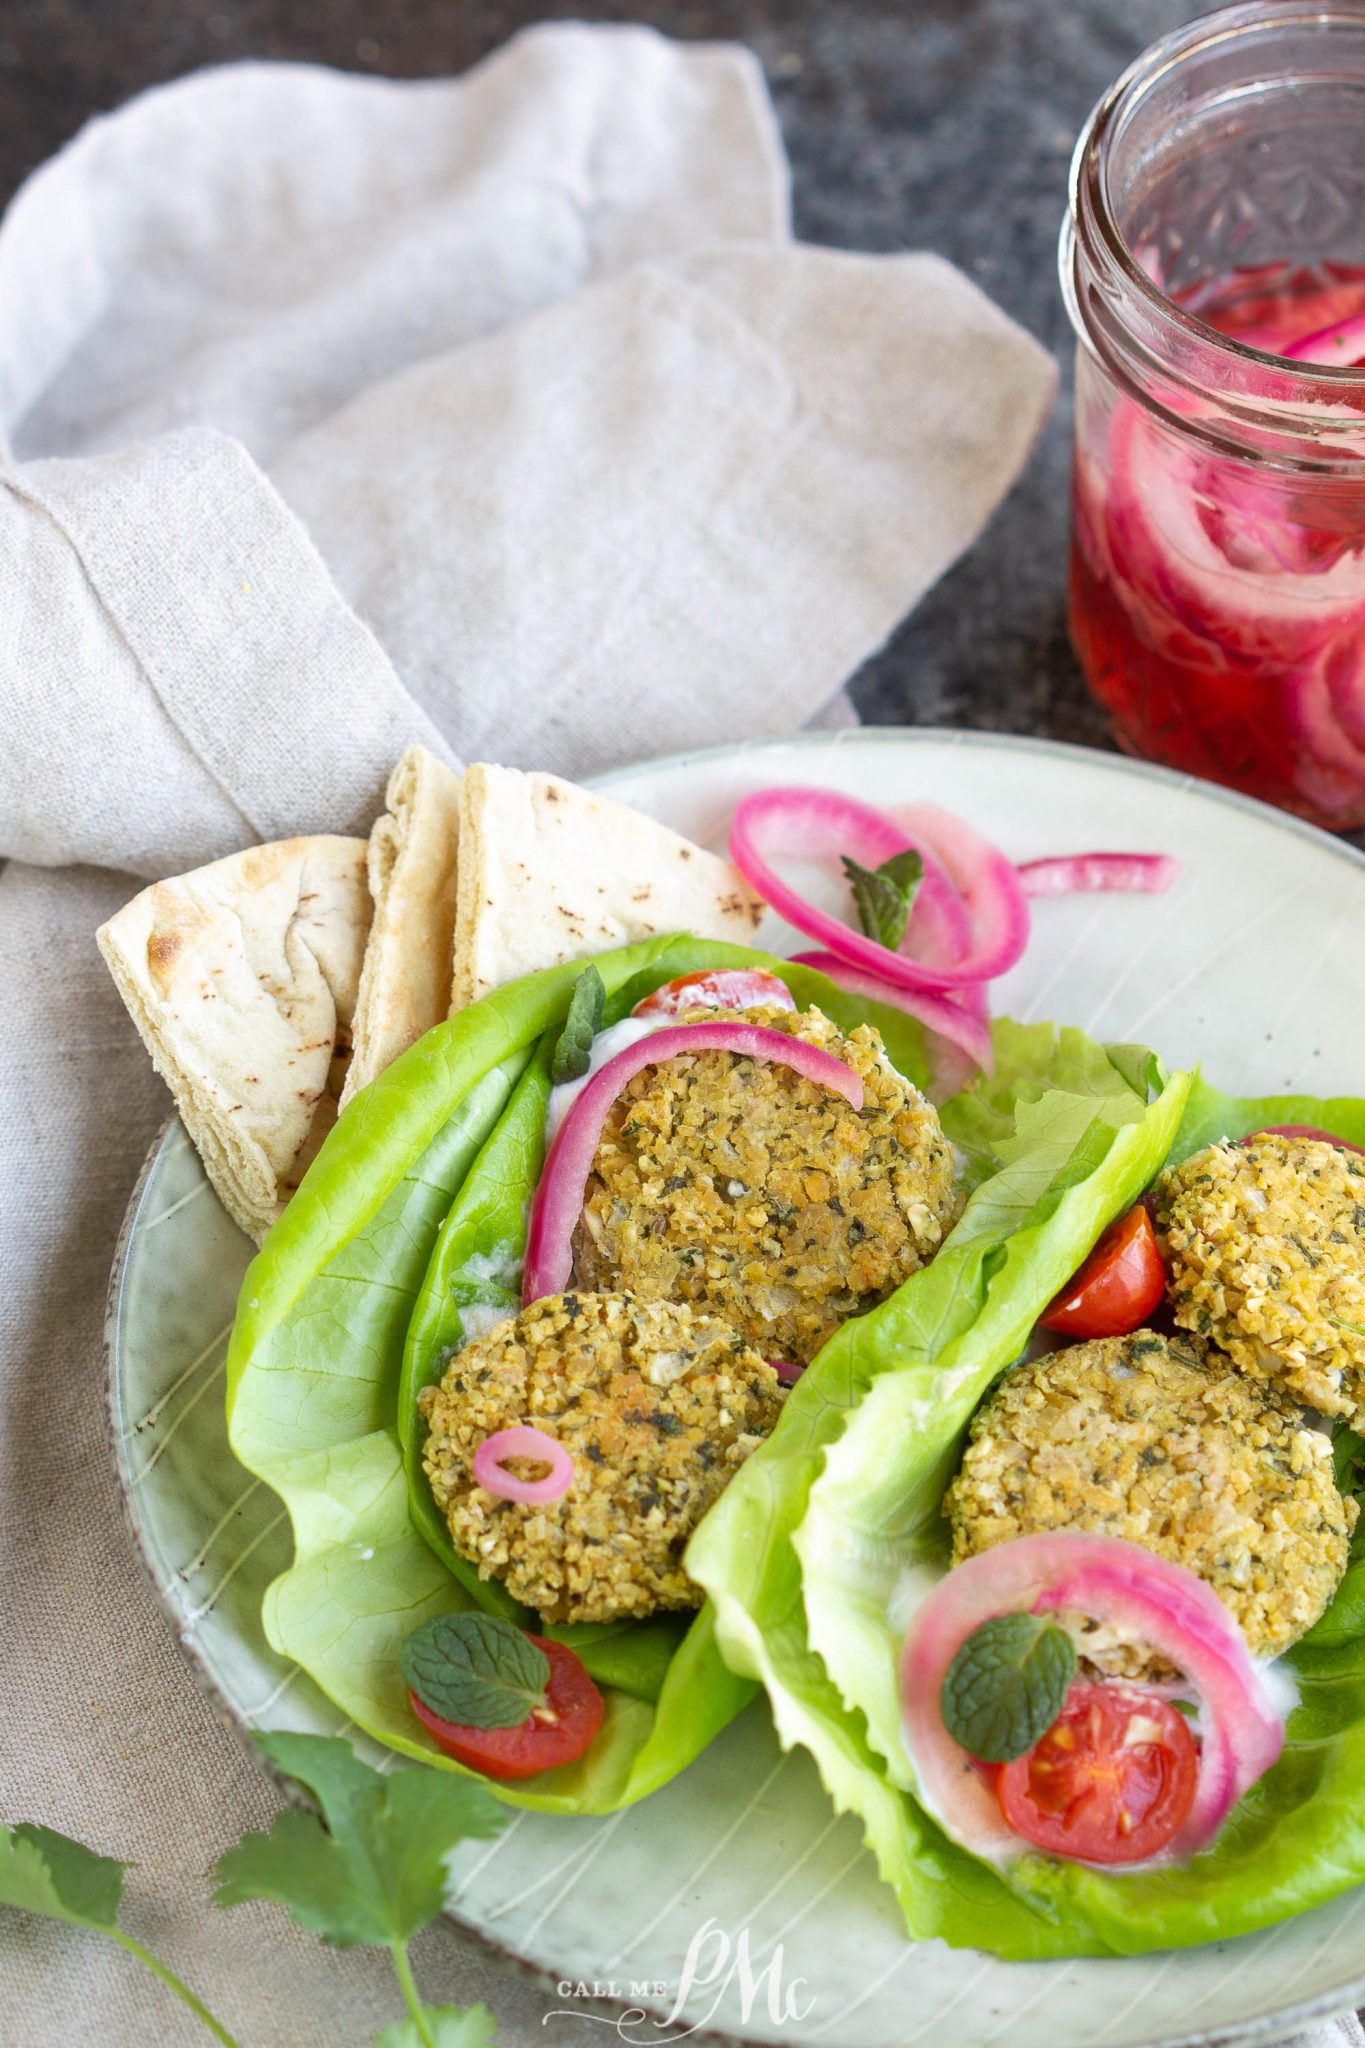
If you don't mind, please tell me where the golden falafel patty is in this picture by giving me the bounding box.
[944,1330,1355,1672]
[1154,1133,1365,1422]
[419,1291,783,1625]
[572,1003,959,1366]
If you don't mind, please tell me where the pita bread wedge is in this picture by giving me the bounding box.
[450,764,764,1011]
[341,745,463,1108]
[97,836,371,1244]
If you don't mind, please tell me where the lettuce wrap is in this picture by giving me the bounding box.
[780,1045,1365,1954]
[226,947,1191,1818]
[226,931,943,1814]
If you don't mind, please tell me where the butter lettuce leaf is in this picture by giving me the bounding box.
[688,1022,1191,1956]
[789,1057,1365,1955]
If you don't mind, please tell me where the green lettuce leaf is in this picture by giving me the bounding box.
[787,1058,1365,1955]
[225,933,939,1813]
[1169,1071,1365,1158]
[688,1022,1192,1957]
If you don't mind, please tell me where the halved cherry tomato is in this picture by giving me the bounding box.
[1245,1124,1365,1155]
[408,1636,603,1781]
[632,968,796,1019]
[1039,1203,1166,1339]
[995,1683,1198,1865]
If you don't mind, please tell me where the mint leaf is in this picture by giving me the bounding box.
[841,849,923,952]
[372,2007,498,2048]
[0,1824,126,1929]
[550,966,605,1085]
[402,1612,550,1730]
[940,1613,1077,1763]
[212,1733,503,1947]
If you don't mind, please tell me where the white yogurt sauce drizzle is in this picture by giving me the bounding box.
[544,1018,666,1144]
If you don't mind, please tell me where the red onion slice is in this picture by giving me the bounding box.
[789,951,992,1095]
[1018,853,1181,898]
[900,1531,1285,1867]
[1282,312,1365,368]
[730,788,1028,992]
[522,1023,864,1305]
[472,1425,573,1505]
[772,1359,804,1386]
[892,802,1031,985]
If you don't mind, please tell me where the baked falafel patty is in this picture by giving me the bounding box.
[419,1291,783,1625]
[571,1003,959,1366]
[1154,1133,1365,1423]
[944,1329,1355,1670]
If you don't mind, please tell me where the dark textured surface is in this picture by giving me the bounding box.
[0,0,1206,752]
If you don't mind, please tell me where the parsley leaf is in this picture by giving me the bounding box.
[1,1823,241,2046]
[0,1823,126,1930]
[402,1613,550,1730]
[372,2007,498,2048]
[212,1732,504,1948]
[841,850,923,952]
[550,966,605,1085]
[940,1613,1077,1763]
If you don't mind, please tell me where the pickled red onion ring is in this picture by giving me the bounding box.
[900,1531,1285,1866]
[472,1426,573,1505]
[772,1359,804,1386]
[1281,312,1365,368]
[1017,853,1181,898]
[789,950,992,1091]
[730,788,1028,991]
[891,802,1030,983]
[522,1023,863,1304]
[732,785,973,976]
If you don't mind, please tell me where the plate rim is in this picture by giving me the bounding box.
[105,726,1365,2048]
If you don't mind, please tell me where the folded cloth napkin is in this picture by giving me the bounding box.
[0,26,1057,874]
[6,22,1325,2048]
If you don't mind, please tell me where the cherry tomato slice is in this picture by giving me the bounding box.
[408,1636,603,1781]
[1039,1203,1166,1339]
[632,969,795,1019]
[995,1683,1198,1865]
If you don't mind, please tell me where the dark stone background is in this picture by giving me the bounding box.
[0,0,1204,752]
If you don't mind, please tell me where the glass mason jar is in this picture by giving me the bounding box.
[1061,2,1365,829]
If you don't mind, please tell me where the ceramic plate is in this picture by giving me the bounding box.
[107,730,1365,2048]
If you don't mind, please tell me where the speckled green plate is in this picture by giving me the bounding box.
[108,730,1365,2048]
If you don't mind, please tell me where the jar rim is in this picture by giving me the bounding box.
[1064,0,1365,472]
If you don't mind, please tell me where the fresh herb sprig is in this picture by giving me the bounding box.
[550,966,606,1084]
[0,1824,238,2045]
[841,849,923,952]
[1,1735,505,2048]
[940,1612,1078,1763]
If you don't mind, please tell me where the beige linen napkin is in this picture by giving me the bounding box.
[0,25,1057,872]
[0,24,1070,2047]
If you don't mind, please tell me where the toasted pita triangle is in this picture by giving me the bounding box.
[97,836,371,1243]
[450,764,763,1011]
[341,745,463,1108]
